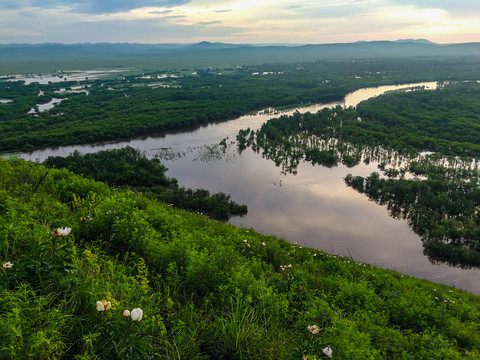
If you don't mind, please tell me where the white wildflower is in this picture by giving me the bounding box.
[96,301,105,312]
[123,309,131,317]
[56,227,71,236]
[322,346,333,358]
[2,261,13,269]
[131,308,143,322]
[96,299,111,311]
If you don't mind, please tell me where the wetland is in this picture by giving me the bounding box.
[14,80,480,293]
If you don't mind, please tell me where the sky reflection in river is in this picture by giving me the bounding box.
[210,148,480,293]
[14,81,480,293]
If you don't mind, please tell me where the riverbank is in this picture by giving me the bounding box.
[10,81,480,294]
[2,156,480,359]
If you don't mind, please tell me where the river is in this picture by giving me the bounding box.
[15,81,480,294]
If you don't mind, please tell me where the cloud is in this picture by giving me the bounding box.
[386,0,479,8]
[27,0,193,14]
[0,0,21,9]
[162,15,187,21]
[283,4,304,10]
[384,0,480,16]
[20,11,37,17]
[1,0,479,44]
[1,13,244,44]
[197,20,222,25]
[149,10,173,15]
[278,0,378,20]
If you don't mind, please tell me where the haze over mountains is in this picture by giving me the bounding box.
[1,40,480,74]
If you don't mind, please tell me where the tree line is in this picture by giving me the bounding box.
[2,58,480,153]
[43,147,247,220]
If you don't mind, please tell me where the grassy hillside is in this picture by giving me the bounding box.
[1,156,480,359]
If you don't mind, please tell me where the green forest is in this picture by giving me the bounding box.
[2,58,480,153]
[2,157,480,359]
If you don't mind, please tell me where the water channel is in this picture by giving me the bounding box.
[15,81,480,294]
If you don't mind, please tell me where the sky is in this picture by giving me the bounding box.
[1,0,480,44]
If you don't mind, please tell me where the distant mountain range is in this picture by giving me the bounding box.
[393,39,437,44]
[1,40,480,74]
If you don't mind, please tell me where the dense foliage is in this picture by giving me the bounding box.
[355,82,480,156]
[345,156,480,267]
[43,147,247,220]
[2,157,480,359]
[237,81,480,267]
[238,82,480,160]
[2,59,480,153]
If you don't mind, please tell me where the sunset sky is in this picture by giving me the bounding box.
[1,0,479,44]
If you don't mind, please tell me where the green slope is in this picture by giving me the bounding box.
[1,156,480,359]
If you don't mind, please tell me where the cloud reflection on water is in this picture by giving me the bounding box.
[13,82,480,293]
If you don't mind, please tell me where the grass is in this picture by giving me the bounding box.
[1,156,480,359]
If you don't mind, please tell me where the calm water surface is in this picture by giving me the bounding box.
[16,81,480,294]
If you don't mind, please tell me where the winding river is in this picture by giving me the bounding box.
[15,81,480,294]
